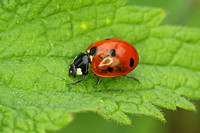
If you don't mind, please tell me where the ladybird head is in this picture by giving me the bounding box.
[69,52,90,77]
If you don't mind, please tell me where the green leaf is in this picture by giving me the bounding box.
[0,0,199,132]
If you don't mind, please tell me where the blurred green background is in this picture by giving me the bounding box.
[49,0,200,133]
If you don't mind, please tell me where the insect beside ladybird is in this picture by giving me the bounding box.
[68,38,140,87]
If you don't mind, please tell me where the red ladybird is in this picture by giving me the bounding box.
[69,38,139,87]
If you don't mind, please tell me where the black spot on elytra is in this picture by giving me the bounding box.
[101,69,107,73]
[107,67,113,72]
[130,58,134,67]
[109,49,116,57]
[115,66,122,72]
[89,47,98,56]
[99,55,103,59]
[105,38,110,40]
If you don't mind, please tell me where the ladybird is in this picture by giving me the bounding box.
[69,38,139,87]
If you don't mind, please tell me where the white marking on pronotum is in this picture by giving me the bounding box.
[76,68,82,75]
[90,56,93,62]
[87,50,90,53]
[99,57,113,67]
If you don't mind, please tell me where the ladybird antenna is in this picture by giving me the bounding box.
[66,60,69,65]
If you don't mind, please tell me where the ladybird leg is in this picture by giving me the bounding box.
[69,75,87,86]
[93,73,100,88]
[123,75,140,84]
